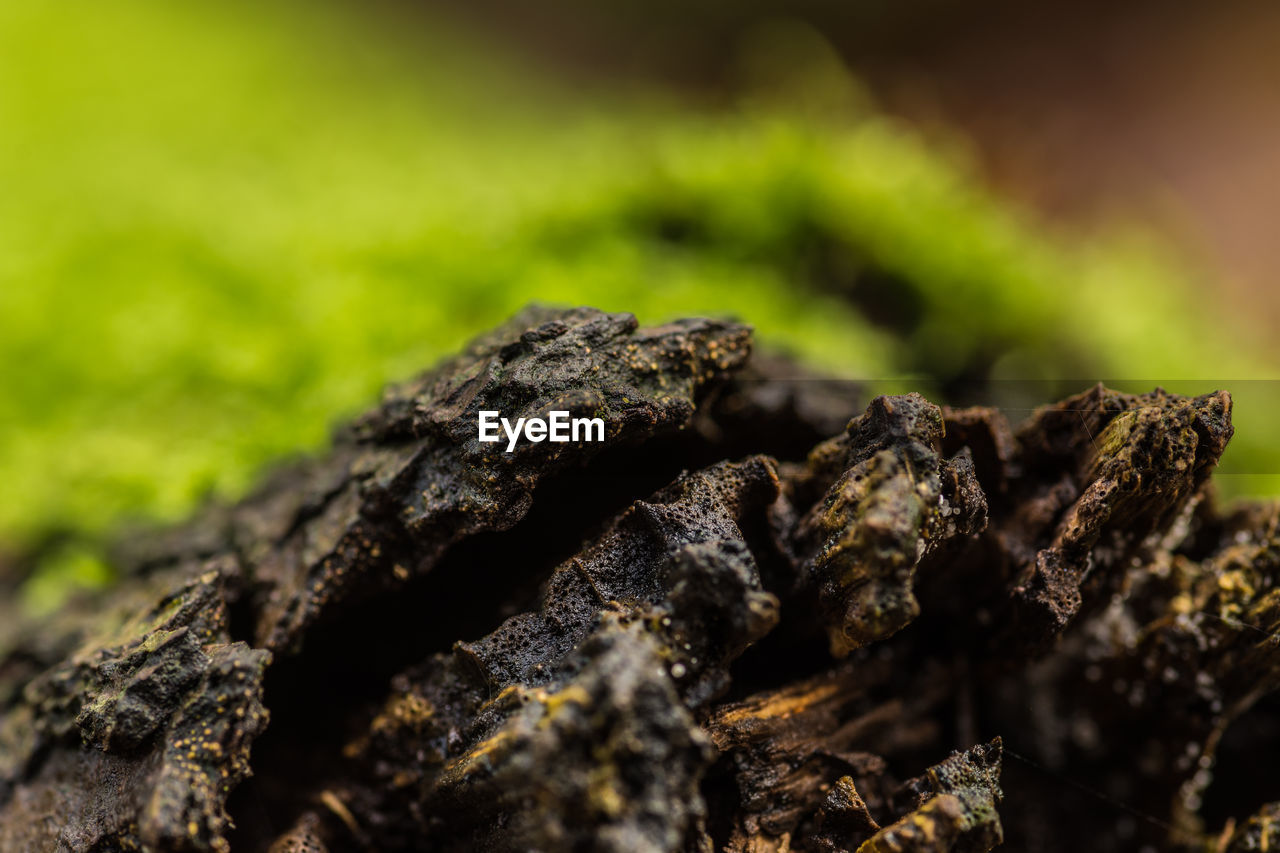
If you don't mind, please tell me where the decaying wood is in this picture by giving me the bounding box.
[0,306,1275,853]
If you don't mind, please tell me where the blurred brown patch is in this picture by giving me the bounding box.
[422,0,1280,336]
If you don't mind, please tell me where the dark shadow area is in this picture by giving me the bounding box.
[1200,692,1280,832]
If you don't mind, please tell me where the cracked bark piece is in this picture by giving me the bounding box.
[267,812,329,853]
[254,306,752,652]
[330,456,783,849]
[782,394,988,655]
[705,668,894,851]
[703,655,964,853]
[422,621,715,853]
[107,306,753,655]
[704,664,1000,853]
[815,776,882,841]
[857,794,972,853]
[0,569,269,852]
[859,740,1003,853]
[1003,385,1233,645]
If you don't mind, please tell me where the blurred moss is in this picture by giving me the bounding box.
[1,1,1275,609]
[17,544,114,618]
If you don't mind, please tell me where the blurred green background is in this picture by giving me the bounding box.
[2,0,1277,611]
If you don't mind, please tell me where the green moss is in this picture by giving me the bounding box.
[18,545,114,617]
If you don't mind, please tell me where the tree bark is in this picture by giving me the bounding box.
[0,306,1274,853]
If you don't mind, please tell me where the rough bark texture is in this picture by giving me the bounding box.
[1,306,1276,853]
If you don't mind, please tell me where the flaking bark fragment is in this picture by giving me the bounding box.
[782,394,988,655]
[1003,385,1233,646]
[889,739,1004,853]
[0,569,269,852]
[855,737,1004,853]
[336,457,783,848]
